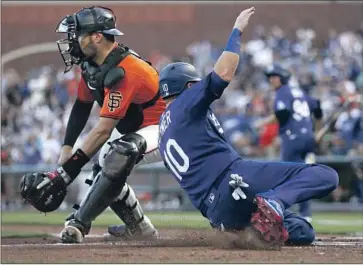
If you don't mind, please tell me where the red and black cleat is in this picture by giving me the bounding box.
[250,196,289,245]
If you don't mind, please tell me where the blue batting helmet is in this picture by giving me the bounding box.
[264,64,291,85]
[159,62,202,99]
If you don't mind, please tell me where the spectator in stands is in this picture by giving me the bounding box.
[22,135,42,165]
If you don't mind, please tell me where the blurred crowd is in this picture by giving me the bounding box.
[182,24,363,159]
[2,24,363,166]
[2,24,363,208]
[3,67,91,166]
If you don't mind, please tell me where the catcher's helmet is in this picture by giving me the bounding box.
[159,62,201,99]
[55,6,123,73]
[264,64,291,85]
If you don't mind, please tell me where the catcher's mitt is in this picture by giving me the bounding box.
[20,173,67,213]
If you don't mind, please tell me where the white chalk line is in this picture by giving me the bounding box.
[2,241,363,249]
[314,220,363,226]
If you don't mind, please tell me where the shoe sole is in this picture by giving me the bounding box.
[250,197,288,245]
[60,226,84,244]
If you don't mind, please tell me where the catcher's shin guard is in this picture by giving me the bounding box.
[107,184,158,239]
[72,134,146,226]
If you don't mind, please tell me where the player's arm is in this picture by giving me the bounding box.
[186,7,255,114]
[34,70,132,193]
[80,69,134,158]
[32,77,96,192]
[58,77,94,165]
[210,7,255,96]
[80,117,118,157]
[307,96,323,131]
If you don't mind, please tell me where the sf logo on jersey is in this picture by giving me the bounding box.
[108,91,123,112]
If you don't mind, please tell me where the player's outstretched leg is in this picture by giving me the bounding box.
[223,160,337,246]
[252,164,338,245]
[283,209,315,245]
[258,164,339,210]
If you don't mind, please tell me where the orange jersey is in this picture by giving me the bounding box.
[77,51,166,132]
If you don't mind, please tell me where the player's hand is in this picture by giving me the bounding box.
[36,167,72,190]
[233,7,256,33]
[229,173,249,200]
[58,145,73,165]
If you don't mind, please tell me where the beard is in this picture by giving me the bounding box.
[81,39,98,61]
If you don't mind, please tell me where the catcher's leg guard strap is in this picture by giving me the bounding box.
[110,184,145,229]
[73,133,146,225]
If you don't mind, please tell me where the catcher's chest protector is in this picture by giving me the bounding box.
[81,44,160,134]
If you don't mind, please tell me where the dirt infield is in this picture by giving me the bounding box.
[2,225,363,263]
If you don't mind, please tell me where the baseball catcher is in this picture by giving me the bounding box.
[20,6,165,243]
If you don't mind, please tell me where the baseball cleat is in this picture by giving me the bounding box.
[250,196,288,245]
[60,219,90,244]
[105,216,159,241]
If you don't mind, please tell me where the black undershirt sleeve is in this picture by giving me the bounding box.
[313,100,323,120]
[63,99,94,147]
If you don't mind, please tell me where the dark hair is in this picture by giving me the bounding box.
[103,33,115,43]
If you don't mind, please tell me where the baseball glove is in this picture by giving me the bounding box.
[20,173,67,213]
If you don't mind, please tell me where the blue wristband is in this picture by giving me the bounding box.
[224,28,242,54]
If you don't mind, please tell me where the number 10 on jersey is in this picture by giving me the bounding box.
[163,139,189,181]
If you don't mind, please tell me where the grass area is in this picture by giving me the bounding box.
[2,210,362,234]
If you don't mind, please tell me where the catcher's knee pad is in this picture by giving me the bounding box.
[103,132,147,182]
[110,184,145,228]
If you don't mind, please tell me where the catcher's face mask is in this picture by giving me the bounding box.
[55,15,86,73]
